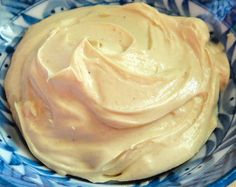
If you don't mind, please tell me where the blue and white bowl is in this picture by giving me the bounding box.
[0,0,236,186]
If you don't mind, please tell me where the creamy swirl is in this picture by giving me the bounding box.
[5,3,229,182]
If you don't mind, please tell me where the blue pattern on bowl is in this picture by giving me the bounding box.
[0,0,235,186]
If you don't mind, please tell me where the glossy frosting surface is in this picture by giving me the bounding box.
[5,3,229,182]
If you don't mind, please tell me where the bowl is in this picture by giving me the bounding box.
[0,0,236,186]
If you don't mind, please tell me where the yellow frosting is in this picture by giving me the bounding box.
[5,3,229,182]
